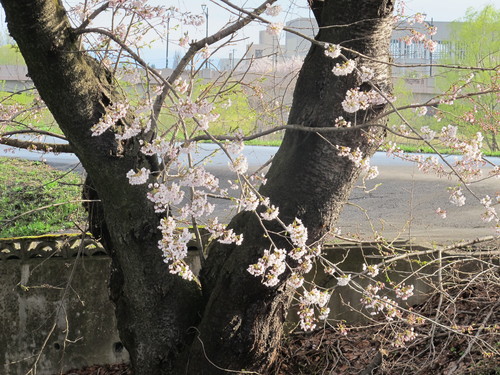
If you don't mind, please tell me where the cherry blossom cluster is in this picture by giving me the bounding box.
[90,102,129,136]
[394,283,414,300]
[414,106,428,117]
[247,247,287,287]
[182,167,219,191]
[363,263,380,277]
[126,167,151,185]
[334,116,352,128]
[324,43,342,59]
[266,22,283,36]
[286,218,308,248]
[229,155,249,174]
[174,98,213,119]
[179,191,214,219]
[147,182,185,213]
[360,282,401,320]
[260,203,280,221]
[116,100,153,140]
[341,88,395,113]
[335,145,379,180]
[206,218,243,246]
[157,217,194,281]
[173,78,189,94]
[419,125,435,140]
[247,218,321,289]
[386,142,446,176]
[234,191,259,211]
[264,4,282,17]
[332,60,356,76]
[0,102,25,122]
[392,327,417,348]
[140,138,173,158]
[438,129,486,180]
[336,274,352,286]
[448,187,466,207]
[480,195,498,224]
[296,288,331,331]
[396,11,438,52]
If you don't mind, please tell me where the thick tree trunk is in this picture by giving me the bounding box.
[185,0,394,373]
[0,1,202,374]
[1,0,394,374]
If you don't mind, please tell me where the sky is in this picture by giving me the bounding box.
[145,0,497,68]
[0,0,497,67]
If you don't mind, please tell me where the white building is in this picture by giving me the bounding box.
[239,18,463,102]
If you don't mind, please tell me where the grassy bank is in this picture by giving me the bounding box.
[0,157,85,237]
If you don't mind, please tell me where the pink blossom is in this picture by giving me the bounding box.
[179,32,189,47]
[324,43,341,59]
[173,78,189,94]
[265,4,282,17]
[359,66,375,82]
[286,218,308,248]
[426,25,438,36]
[266,22,283,36]
[334,116,351,127]
[336,274,351,286]
[414,12,425,23]
[395,283,414,300]
[363,263,380,277]
[424,39,437,53]
[147,182,184,212]
[448,187,466,207]
[436,207,446,219]
[91,102,129,136]
[260,205,280,221]
[332,59,356,76]
[126,168,150,185]
[228,155,248,174]
[287,273,304,289]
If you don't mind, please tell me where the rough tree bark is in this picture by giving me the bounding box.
[187,1,394,373]
[0,0,393,374]
[0,1,203,374]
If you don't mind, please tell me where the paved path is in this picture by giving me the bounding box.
[1,141,498,245]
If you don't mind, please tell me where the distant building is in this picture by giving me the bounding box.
[0,65,31,91]
[240,18,463,102]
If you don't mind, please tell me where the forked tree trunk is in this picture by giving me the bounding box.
[185,0,394,373]
[1,0,394,374]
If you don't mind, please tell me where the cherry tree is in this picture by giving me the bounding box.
[0,0,498,374]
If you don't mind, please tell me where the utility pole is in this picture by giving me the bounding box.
[429,18,434,77]
[165,16,170,69]
[201,4,209,69]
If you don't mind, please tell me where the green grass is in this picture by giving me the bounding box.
[0,44,25,65]
[0,157,86,238]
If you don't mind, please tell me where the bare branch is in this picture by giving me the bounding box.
[151,0,277,127]
[2,129,67,141]
[0,136,73,153]
[75,2,110,32]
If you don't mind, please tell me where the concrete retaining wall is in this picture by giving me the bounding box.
[0,235,127,375]
[1,235,437,374]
